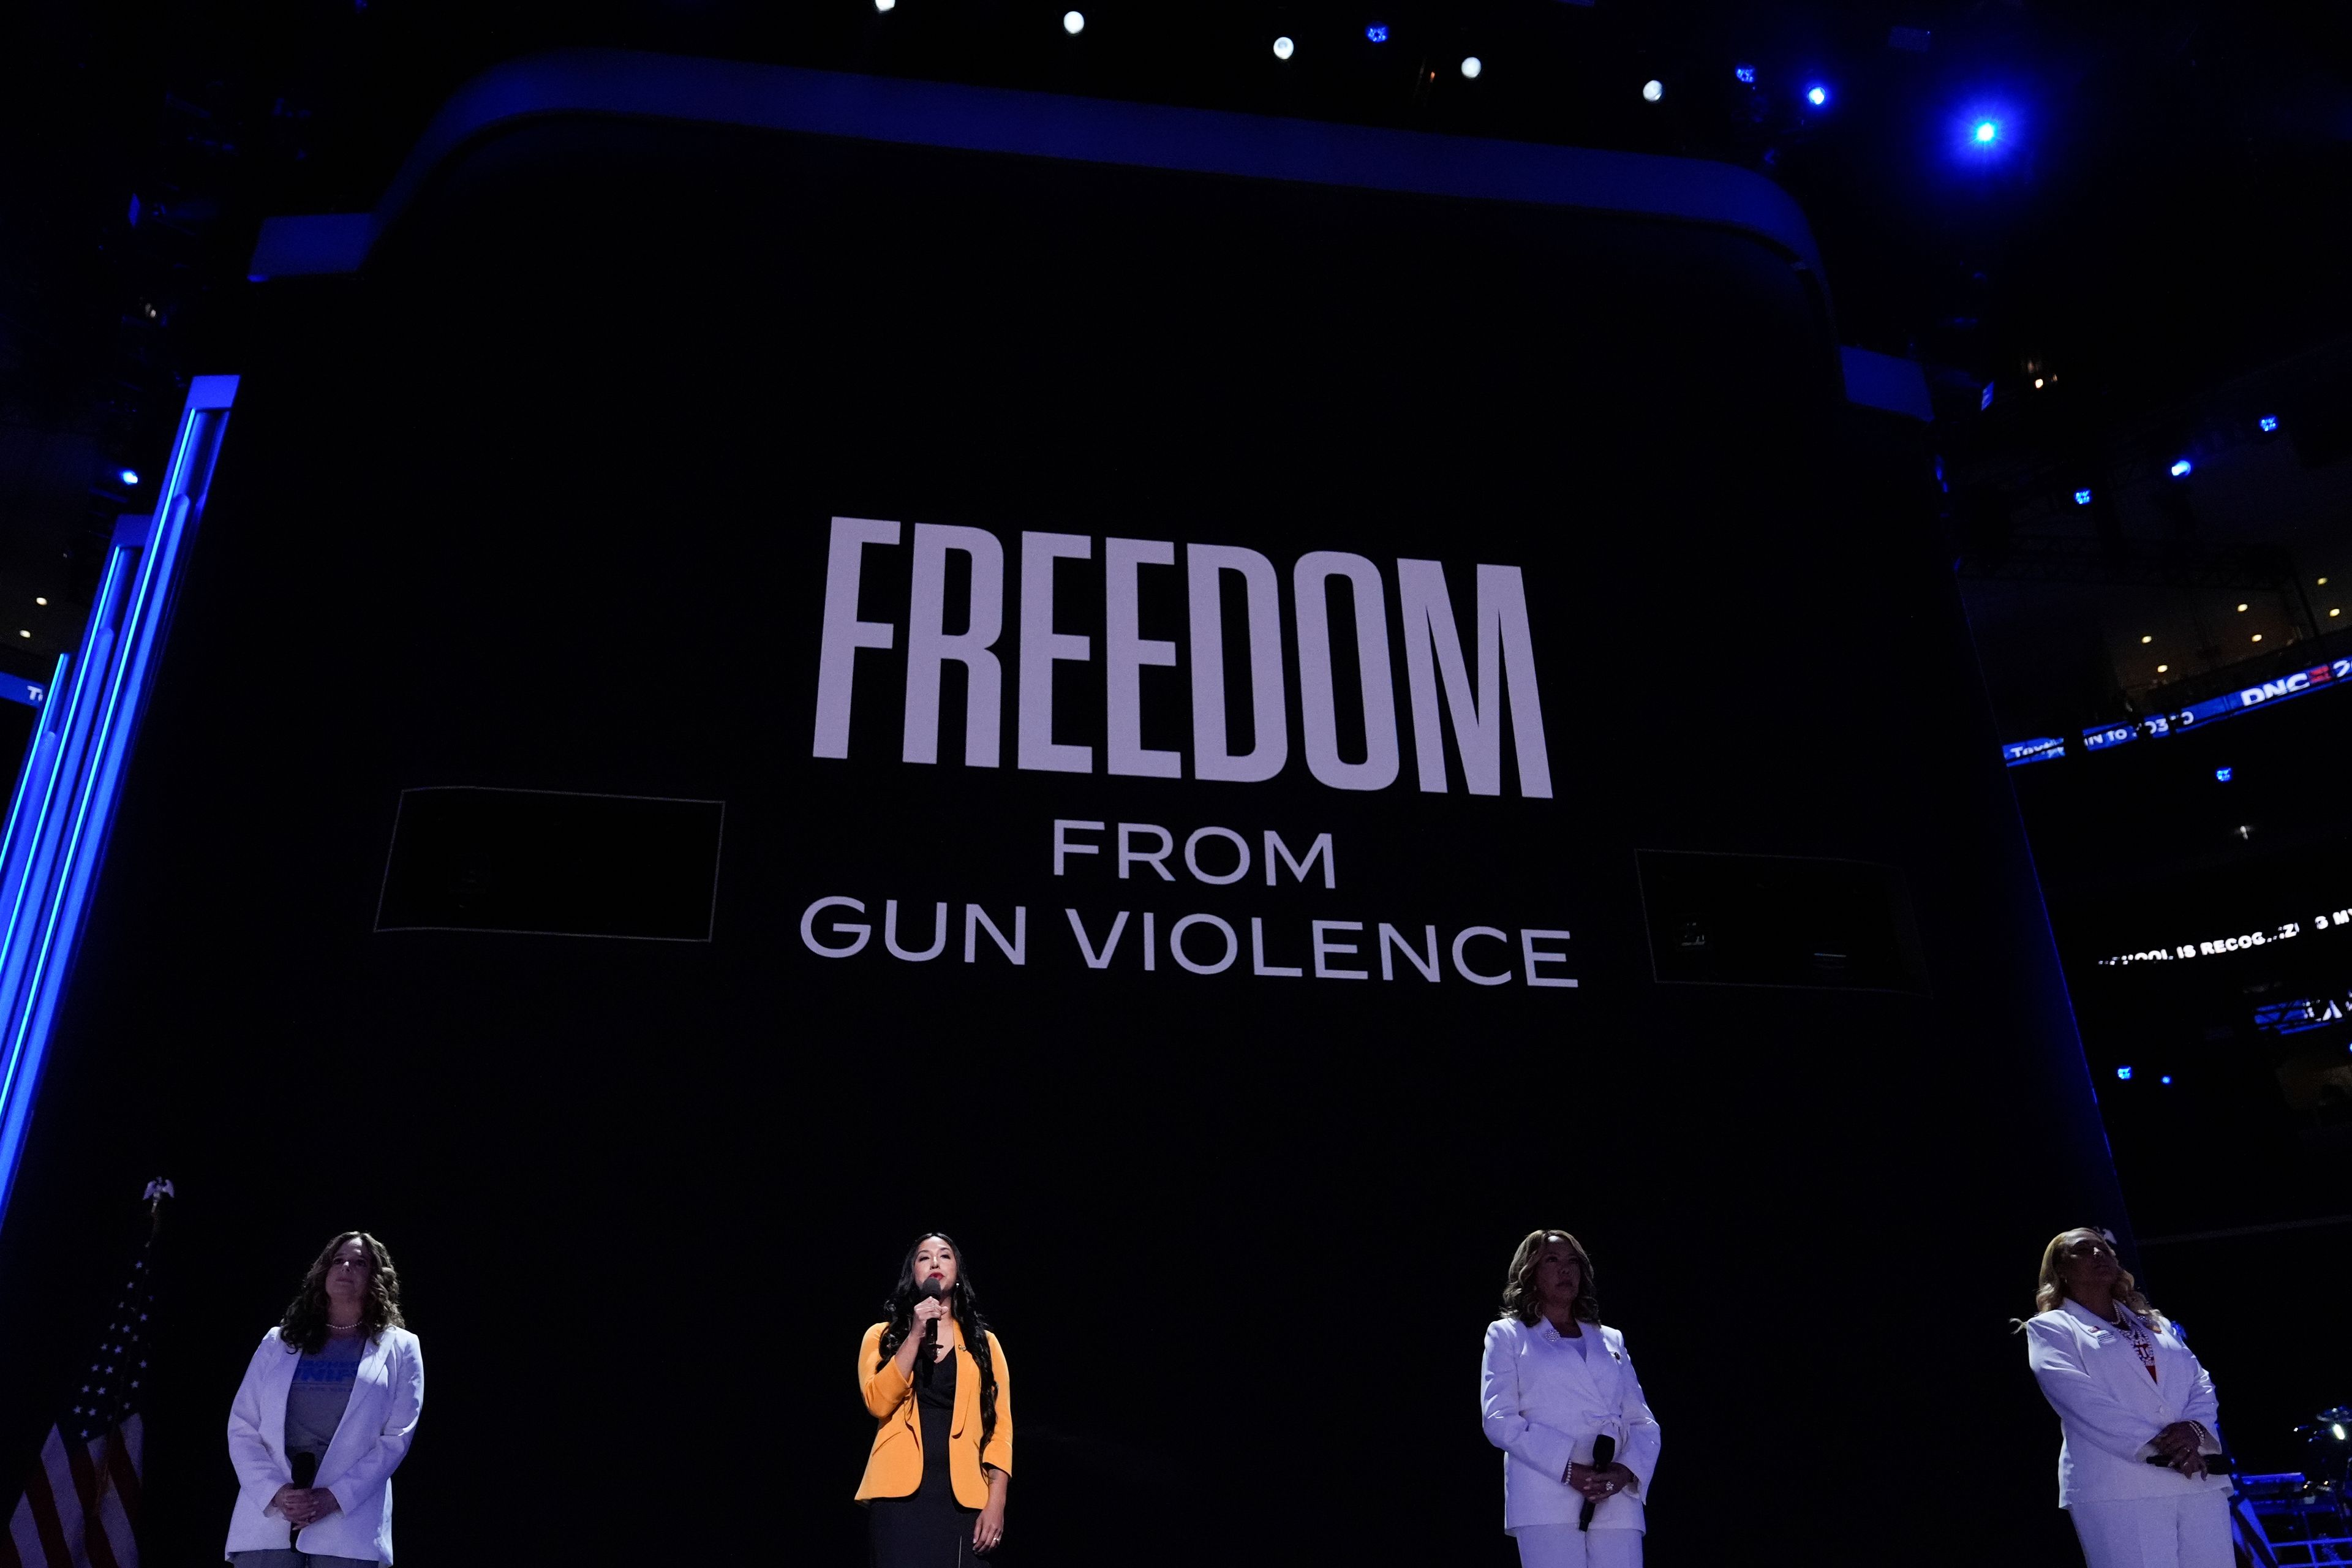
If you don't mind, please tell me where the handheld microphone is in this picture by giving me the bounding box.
[919,1276,948,1350]
[1578,1434,1617,1532]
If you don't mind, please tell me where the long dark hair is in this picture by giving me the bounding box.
[280,1231,406,1354]
[1499,1228,1601,1327]
[876,1232,1000,1459]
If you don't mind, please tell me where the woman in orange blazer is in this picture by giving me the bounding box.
[857,1232,1012,1564]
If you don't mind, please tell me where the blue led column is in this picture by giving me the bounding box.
[0,375,238,1229]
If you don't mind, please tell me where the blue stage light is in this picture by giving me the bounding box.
[2116,1065,2133,1080]
[1953,100,2022,164]
[2074,489,2092,506]
[118,468,140,486]
[1365,23,1388,42]
[1807,85,1828,107]
[2215,767,2232,782]
[2169,458,2193,478]
[1735,64,1756,85]
[2160,1075,2173,1085]
[2259,415,2278,432]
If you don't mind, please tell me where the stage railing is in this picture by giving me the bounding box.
[2235,1474,2352,1566]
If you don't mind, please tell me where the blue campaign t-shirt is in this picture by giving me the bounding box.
[284,1330,366,1455]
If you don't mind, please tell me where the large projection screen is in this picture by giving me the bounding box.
[0,55,2122,1565]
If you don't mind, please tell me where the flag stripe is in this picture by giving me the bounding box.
[83,1433,134,1568]
[18,1438,72,1568]
[99,1428,138,1528]
[59,1431,118,1568]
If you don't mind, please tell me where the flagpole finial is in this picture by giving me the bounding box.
[143,1177,175,1241]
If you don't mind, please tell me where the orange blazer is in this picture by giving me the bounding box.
[855,1319,1013,1510]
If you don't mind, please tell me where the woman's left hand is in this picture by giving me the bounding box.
[973,1500,1006,1555]
[1567,1463,1636,1501]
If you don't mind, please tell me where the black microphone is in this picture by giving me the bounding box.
[1578,1434,1617,1532]
[919,1276,948,1351]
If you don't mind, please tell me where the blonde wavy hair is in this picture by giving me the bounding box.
[2034,1226,2165,1324]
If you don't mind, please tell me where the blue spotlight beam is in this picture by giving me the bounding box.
[0,375,238,1232]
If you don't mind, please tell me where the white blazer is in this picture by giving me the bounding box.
[2024,1299,2227,1507]
[224,1325,424,1563]
[1480,1316,1662,1532]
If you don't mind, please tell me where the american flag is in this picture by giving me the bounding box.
[1,1180,167,1568]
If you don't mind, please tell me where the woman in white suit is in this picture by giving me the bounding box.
[224,1232,424,1566]
[1480,1229,1662,1568]
[2023,1227,2230,1568]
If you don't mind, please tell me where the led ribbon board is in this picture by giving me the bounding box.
[0,376,238,1226]
[2002,655,2352,766]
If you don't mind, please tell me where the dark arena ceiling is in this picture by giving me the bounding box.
[6,0,2351,710]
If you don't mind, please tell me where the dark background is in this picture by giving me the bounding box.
[0,94,2136,1562]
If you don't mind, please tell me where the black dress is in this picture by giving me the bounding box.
[869,1340,980,1568]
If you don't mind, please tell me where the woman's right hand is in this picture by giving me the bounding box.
[2153,1421,2206,1476]
[910,1295,952,1339]
[270,1483,312,1524]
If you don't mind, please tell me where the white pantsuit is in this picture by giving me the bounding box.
[1480,1316,1661,1567]
[1508,1524,1646,1568]
[2024,1298,2231,1568]
[2067,1494,2234,1568]
[224,1326,424,1564]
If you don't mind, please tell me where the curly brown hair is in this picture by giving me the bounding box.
[1499,1229,1600,1326]
[281,1231,406,1354]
